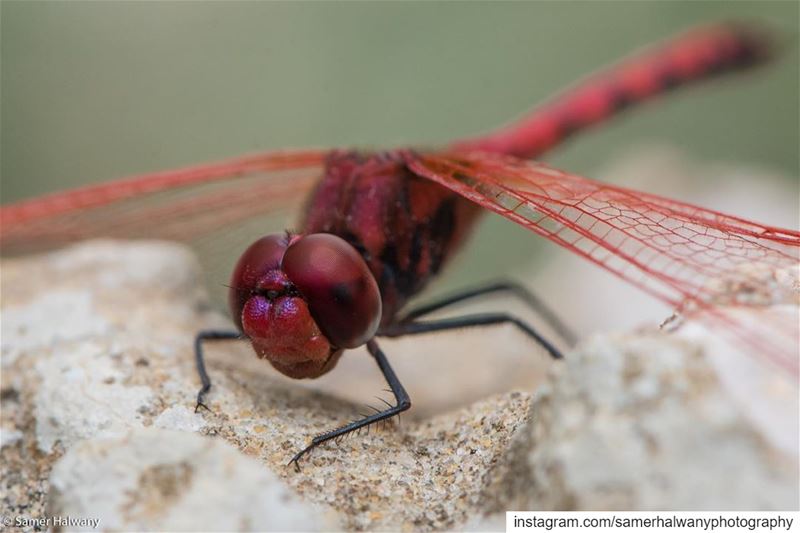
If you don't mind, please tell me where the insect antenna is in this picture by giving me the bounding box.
[223,283,251,297]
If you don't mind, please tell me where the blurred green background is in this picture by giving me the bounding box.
[1,1,798,312]
[2,1,797,202]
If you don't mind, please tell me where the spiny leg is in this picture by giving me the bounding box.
[381,312,564,360]
[398,280,577,345]
[194,329,245,413]
[289,339,410,470]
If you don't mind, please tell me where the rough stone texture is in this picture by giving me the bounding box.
[488,327,799,512]
[2,237,797,530]
[48,429,337,531]
[1,240,543,531]
[1,241,229,528]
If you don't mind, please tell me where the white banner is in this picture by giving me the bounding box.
[506,512,798,533]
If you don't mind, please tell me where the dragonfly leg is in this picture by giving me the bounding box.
[398,280,576,345]
[289,339,410,471]
[381,312,564,360]
[194,329,244,413]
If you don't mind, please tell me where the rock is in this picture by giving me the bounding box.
[2,240,227,525]
[0,240,546,531]
[682,306,800,459]
[3,238,797,530]
[489,329,799,511]
[47,429,337,531]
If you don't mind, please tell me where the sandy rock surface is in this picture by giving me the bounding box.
[0,240,541,531]
[48,429,336,531]
[1,239,797,531]
[489,332,799,512]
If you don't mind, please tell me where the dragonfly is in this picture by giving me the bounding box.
[2,23,798,468]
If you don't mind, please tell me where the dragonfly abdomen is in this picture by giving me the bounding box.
[453,23,771,159]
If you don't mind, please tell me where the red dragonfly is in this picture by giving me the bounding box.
[2,23,798,468]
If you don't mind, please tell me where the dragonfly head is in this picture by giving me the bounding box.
[229,233,382,379]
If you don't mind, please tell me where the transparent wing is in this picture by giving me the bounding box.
[407,150,800,374]
[0,149,327,255]
[1,149,328,308]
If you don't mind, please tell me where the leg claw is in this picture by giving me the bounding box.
[288,445,313,473]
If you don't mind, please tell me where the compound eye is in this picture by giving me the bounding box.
[282,233,381,348]
[228,234,292,330]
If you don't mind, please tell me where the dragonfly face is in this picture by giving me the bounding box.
[229,232,382,379]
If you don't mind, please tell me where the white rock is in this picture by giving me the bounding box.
[0,290,112,366]
[1,428,23,448]
[509,329,798,510]
[48,428,337,531]
[2,240,532,530]
[153,405,207,432]
[679,306,799,457]
[5,235,797,528]
[34,341,154,453]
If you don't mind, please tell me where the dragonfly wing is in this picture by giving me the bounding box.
[0,149,328,256]
[1,149,329,311]
[407,150,800,374]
